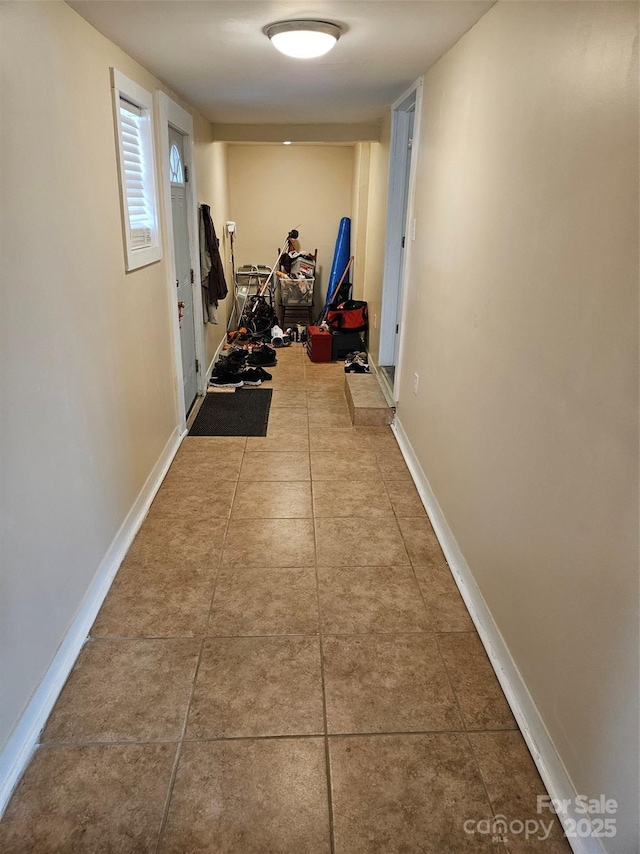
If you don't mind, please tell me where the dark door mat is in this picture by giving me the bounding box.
[188,388,272,437]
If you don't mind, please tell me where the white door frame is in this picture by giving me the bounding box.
[157,91,206,431]
[379,78,423,401]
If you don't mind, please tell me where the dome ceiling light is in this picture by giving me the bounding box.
[264,20,342,59]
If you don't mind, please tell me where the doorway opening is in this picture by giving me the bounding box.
[378,82,421,401]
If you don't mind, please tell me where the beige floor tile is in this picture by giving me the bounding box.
[306,399,351,414]
[318,566,430,633]
[178,436,247,450]
[208,566,318,636]
[505,835,574,853]
[385,480,426,516]
[246,425,309,453]
[376,452,412,481]
[186,636,324,738]
[147,479,237,522]
[0,744,175,854]
[309,426,371,453]
[413,564,476,632]
[438,633,517,730]
[231,480,312,518]
[469,731,572,852]
[159,739,330,854]
[268,379,307,393]
[307,409,353,428]
[306,389,347,404]
[353,426,396,453]
[329,733,498,854]
[223,518,315,566]
[362,431,400,455]
[270,390,308,408]
[118,516,225,568]
[397,516,447,564]
[311,450,381,481]
[164,449,244,483]
[42,639,200,743]
[268,408,308,430]
[91,560,217,638]
[322,634,462,733]
[312,480,393,517]
[316,517,409,566]
[239,451,310,481]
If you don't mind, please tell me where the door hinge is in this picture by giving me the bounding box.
[401,236,405,248]
[408,137,413,150]
[190,268,194,284]
[396,324,399,334]
[195,359,200,373]
[184,165,189,182]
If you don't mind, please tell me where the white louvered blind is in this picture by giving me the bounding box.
[119,98,154,250]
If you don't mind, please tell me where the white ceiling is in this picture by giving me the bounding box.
[68,1,494,125]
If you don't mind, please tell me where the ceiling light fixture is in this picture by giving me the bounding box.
[283,141,292,145]
[265,20,342,59]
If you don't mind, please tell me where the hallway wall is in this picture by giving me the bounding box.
[193,129,233,368]
[0,1,227,765]
[396,2,639,850]
[226,144,354,310]
[357,115,392,362]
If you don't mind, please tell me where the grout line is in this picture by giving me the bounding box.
[154,473,240,854]
[309,418,337,854]
[386,473,508,820]
[153,636,205,854]
[85,627,481,643]
[37,725,520,750]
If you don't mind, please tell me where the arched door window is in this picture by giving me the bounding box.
[169,143,184,184]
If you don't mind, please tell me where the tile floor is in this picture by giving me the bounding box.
[0,345,571,853]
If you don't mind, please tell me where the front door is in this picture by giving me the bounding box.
[169,126,197,413]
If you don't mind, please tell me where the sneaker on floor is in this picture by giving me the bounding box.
[251,366,273,382]
[220,349,247,368]
[209,371,244,388]
[345,360,370,374]
[237,368,264,386]
[247,345,278,367]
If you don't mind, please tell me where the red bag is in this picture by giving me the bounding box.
[325,300,368,332]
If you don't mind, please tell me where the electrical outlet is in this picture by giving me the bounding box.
[413,373,419,395]
[374,313,378,330]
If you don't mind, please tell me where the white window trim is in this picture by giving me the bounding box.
[111,68,162,271]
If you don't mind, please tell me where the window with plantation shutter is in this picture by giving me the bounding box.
[111,69,162,271]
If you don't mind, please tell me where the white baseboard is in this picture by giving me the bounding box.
[0,423,185,818]
[207,334,227,380]
[392,415,607,854]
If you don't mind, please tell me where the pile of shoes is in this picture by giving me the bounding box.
[209,344,277,388]
[344,352,370,374]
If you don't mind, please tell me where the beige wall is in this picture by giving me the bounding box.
[397,3,638,850]
[213,123,382,143]
[193,125,233,367]
[359,114,391,360]
[227,144,354,309]
[0,1,226,754]
[350,143,371,302]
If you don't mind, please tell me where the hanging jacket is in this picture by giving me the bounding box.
[200,205,229,308]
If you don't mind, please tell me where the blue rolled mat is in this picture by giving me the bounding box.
[326,217,351,306]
